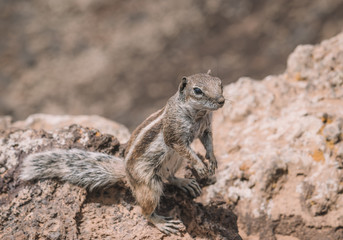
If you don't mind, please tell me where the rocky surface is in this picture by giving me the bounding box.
[0,125,241,240]
[205,32,343,239]
[1,114,131,143]
[1,0,343,129]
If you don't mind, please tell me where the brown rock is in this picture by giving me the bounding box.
[9,113,131,143]
[0,125,241,240]
[205,32,343,239]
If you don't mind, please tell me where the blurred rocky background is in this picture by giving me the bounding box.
[1,0,343,129]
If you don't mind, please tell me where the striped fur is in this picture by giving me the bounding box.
[124,74,224,219]
[21,149,125,191]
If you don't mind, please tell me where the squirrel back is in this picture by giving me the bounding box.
[21,149,125,191]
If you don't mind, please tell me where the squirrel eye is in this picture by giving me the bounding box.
[193,87,203,95]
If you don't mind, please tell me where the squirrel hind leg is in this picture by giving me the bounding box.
[133,176,184,234]
[134,176,163,217]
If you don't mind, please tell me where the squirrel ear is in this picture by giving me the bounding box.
[179,77,187,93]
[207,69,212,75]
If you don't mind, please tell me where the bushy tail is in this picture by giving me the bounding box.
[20,149,126,191]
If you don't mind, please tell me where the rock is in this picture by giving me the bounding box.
[8,113,131,143]
[336,142,343,169]
[0,125,241,240]
[206,32,343,239]
[323,122,341,143]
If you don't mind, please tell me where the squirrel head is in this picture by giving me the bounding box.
[178,73,225,111]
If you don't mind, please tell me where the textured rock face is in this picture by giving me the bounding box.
[0,125,241,240]
[206,33,343,239]
[1,113,131,143]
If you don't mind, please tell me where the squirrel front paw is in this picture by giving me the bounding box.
[193,161,209,178]
[208,158,218,176]
[205,153,217,176]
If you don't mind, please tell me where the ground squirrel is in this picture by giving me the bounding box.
[21,72,225,235]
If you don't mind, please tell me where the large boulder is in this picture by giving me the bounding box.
[2,113,131,143]
[207,32,343,239]
[0,124,241,240]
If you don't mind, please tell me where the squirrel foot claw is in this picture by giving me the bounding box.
[149,213,185,235]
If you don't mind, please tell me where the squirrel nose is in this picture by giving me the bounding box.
[217,96,225,105]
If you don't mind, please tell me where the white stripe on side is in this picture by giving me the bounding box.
[125,108,166,162]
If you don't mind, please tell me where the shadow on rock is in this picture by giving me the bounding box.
[159,185,241,239]
[85,184,242,239]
